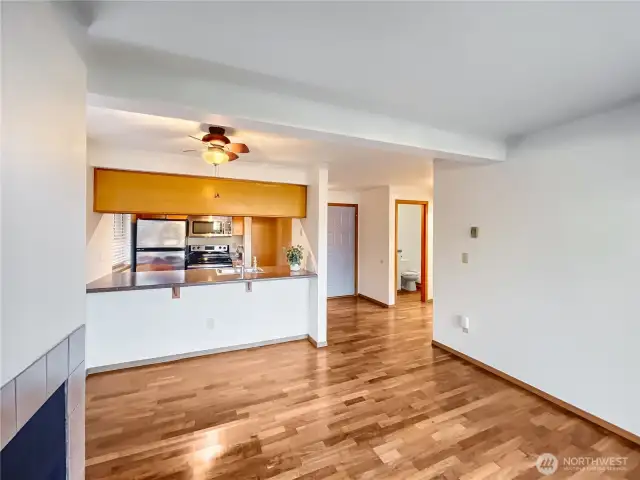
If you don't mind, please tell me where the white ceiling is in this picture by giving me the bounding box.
[86,1,640,139]
[87,107,433,190]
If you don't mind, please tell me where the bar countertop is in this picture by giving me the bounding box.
[86,266,317,293]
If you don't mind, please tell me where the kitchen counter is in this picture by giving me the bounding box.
[86,266,317,372]
[86,266,317,293]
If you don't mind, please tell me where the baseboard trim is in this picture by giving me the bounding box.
[87,335,309,375]
[431,340,640,446]
[358,293,392,308]
[307,336,328,348]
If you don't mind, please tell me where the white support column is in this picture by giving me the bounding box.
[301,166,328,346]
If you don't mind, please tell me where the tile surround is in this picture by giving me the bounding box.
[69,326,85,373]
[1,380,17,449]
[67,361,85,417]
[47,339,69,397]
[1,385,67,480]
[16,356,47,430]
[68,395,85,480]
[0,325,86,479]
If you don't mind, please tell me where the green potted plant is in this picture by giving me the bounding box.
[284,245,304,271]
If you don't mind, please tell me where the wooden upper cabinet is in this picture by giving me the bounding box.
[93,168,307,218]
[232,217,244,235]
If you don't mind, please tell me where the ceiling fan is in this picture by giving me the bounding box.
[183,126,250,165]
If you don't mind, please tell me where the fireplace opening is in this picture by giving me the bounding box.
[1,383,67,480]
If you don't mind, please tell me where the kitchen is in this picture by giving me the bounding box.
[135,215,265,273]
[85,167,324,373]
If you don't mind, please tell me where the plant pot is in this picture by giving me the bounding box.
[289,263,301,272]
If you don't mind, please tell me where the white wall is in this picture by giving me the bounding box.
[397,204,422,288]
[86,165,113,283]
[1,2,87,385]
[433,102,640,436]
[357,184,433,305]
[87,279,310,369]
[328,190,360,205]
[358,187,392,304]
[300,167,328,345]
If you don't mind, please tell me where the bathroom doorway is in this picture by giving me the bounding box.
[394,200,428,304]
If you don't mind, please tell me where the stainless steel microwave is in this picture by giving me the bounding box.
[188,216,233,237]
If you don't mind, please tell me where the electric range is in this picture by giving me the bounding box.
[186,244,234,269]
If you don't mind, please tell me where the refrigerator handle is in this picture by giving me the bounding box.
[131,215,137,272]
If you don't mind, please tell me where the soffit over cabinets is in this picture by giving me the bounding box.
[93,168,307,218]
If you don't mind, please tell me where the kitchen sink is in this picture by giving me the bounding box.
[215,268,237,275]
[215,267,264,275]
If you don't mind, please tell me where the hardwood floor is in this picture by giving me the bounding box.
[85,296,639,479]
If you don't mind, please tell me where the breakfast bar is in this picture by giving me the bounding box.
[86,266,316,293]
[85,267,318,373]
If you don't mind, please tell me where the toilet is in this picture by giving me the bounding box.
[401,271,420,291]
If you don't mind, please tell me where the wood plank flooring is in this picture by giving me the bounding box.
[85,295,639,479]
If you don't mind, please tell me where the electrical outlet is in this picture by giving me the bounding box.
[206,318,215,330]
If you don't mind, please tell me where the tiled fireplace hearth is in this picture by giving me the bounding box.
[1,325,85,480]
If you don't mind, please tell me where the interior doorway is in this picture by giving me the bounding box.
[395,200,428,303]
[327,203,358,298]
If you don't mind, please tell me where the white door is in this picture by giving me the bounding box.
[327,206,356,297]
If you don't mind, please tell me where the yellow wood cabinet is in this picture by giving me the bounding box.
[94,168,307,218]
[232,217,244,235]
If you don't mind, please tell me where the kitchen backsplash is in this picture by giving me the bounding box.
[187,235,244,251]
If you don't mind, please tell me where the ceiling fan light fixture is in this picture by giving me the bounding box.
[202,148,229,165]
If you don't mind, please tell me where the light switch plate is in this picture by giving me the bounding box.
[460,315,470,333]
[462,253,469,264]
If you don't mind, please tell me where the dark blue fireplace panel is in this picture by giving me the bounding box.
[1,383,66,480]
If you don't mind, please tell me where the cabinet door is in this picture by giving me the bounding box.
[232,217,244,235]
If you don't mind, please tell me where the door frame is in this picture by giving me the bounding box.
[328,203,359,297]
[394,200,428,303]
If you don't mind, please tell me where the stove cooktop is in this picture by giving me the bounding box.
[187,244,234,269]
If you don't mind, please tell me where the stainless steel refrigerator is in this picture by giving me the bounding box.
[134,219,187,272]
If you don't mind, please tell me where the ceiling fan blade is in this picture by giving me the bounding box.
[226,143,249,154]
[226,152,239,161]
[202,133,230,145]
[189,135,203,142]
[208,126,226,136]
[182,149,198,153]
